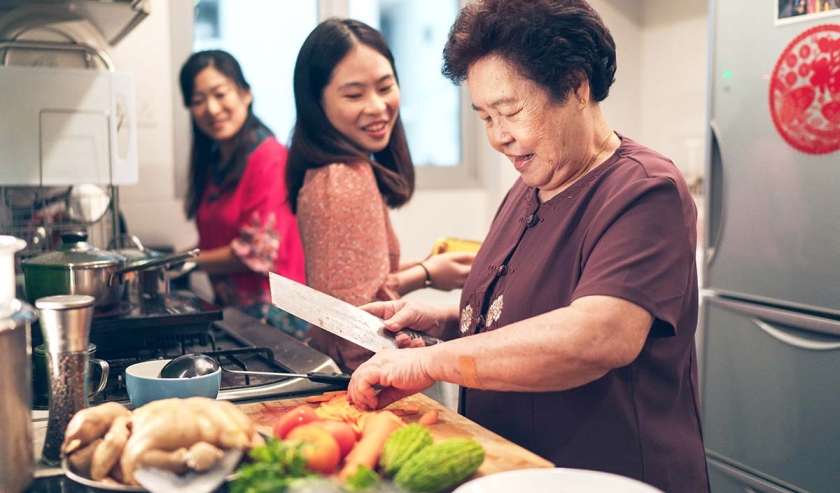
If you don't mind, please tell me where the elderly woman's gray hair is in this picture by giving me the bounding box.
[442,0,617,104]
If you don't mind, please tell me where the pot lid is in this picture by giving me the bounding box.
[22,232,125,269]
[110,234,166,265]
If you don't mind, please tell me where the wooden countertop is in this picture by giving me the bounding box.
[238,392,554,480]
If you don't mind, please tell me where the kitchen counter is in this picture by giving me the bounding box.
[240,393,554,478]
[25,393,552,492]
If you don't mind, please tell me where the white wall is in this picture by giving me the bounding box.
[110,0,706,289]
[108,0,199,251]
[639,0,709,181]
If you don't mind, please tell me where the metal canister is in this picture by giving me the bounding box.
[37,294,96,465]
[0,299,38,493]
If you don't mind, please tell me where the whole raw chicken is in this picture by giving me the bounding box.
[119,397,263,485]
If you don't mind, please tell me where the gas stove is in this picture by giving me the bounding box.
[31,290,342,410]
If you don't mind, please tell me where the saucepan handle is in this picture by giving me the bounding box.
[89,358,110,398]
[110,249,199,285]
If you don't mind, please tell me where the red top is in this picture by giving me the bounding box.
[458,135,708,492]
[195,136,306,309]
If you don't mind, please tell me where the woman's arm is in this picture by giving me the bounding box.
[196,245,247,275]
[394,252,476,296]
[424,295,652,392]
[348,295,653,409]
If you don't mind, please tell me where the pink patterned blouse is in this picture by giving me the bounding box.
[195,134,307,337]
[296,162,401,371]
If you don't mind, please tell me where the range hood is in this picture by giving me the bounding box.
[0,0,150,46]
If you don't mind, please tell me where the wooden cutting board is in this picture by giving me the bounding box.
[238,392,554,480]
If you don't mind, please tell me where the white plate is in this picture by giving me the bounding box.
[453,468,665,493]
[62,457,240,493]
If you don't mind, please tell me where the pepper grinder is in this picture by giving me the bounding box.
[37,294,95,465]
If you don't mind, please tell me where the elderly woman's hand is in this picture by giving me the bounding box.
[360,299,450,345]
[422,251,475,291]
[347,347,436,410]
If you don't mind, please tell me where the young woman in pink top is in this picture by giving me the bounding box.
[179,50,308,339]
[286,19,475,371]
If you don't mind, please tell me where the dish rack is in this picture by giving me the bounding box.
[0,185,120,267]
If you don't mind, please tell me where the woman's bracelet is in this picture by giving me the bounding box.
[417,262,433,288]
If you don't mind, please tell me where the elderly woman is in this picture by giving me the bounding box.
[347,0,709,491]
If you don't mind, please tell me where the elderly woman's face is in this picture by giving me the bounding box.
[468,55,589,194]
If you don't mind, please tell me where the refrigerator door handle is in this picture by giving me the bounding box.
[751,318,840,351]
[706,457,797,493]
[708,296,840,338]
[705,119,727,270]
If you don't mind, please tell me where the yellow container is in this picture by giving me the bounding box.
[431,237,482,256]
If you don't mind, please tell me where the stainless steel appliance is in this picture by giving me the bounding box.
[37,294,97,465]
[0,299,37,493]
[703,1,840,492]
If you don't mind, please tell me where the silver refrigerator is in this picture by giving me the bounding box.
[703,0,840,492]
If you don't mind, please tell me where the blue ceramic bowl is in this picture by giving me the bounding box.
[125,359,221,408]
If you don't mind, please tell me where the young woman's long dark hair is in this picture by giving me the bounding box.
[179,50,269,219]
[286,18,414,214]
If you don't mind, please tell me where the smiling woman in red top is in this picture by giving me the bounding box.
[179,50,307,339]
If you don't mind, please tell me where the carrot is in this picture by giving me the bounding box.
[338,410,403,482]
[305,395,332,403]
[391,404,420,416]
[417,410,439,426]
[323,390,348,398]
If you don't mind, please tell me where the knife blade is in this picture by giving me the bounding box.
[269,272,442,353]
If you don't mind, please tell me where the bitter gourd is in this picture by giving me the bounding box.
[393,438,485,493]
[379,423,433,476]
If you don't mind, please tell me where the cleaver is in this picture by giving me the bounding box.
[269,272,442,353]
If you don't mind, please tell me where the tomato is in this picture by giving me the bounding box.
[311,420,358,459]
[272,405,321,439]
[286,424,342,474]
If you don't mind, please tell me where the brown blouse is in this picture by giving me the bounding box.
[296,162,401,371]
[458,135,709,492]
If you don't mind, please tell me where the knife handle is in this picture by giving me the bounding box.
[399,329,443,347]
[306,372,352,387]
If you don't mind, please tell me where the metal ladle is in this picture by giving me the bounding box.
[158,353,351,387]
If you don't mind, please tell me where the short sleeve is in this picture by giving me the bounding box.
[573,177,695,337]
[297,163,393,306]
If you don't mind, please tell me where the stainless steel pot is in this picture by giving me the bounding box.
[21,232,199,307]
[110,234,198,298]
[0,299,37,493]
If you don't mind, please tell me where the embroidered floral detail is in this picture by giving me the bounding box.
[460,304,474,334]
[231,211,280,273]
[486,294,504,327]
